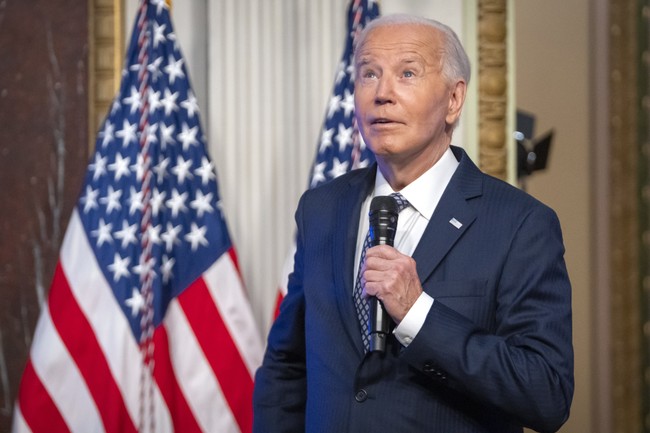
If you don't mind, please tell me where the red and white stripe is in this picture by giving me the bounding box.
[13,210,263,433]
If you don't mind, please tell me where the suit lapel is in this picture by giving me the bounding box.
[331,167,376,355]
[412,147,483,283]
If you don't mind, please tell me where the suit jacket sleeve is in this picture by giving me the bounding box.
[252,196,308,433]
[402,202,573,433]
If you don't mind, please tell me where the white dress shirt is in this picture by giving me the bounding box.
[353,147,459,347]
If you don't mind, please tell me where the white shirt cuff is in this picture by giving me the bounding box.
[393,292,434,347]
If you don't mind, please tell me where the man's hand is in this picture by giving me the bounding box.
[361,245,423,323]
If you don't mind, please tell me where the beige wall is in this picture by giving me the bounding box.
[515,1,593,432]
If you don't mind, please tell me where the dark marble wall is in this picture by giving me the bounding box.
[0,1,89,430]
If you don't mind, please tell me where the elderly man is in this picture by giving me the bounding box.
[253,14,573,433]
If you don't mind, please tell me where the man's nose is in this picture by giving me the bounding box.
[374,77,395,105]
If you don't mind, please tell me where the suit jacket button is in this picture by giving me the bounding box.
[355,389,368,402]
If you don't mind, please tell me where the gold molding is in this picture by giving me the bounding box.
[88,0,123,149]
[477,0,508,180]
[609,0,642,431]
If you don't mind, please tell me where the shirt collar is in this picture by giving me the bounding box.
[373,147,459,220]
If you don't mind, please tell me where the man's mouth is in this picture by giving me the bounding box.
[371,118,395,125]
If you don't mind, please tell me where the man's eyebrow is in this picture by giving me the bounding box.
[355,54,425,68]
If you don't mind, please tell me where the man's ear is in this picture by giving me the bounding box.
[446,80,467,125]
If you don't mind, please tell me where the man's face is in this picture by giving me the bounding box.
[354,24,463,168]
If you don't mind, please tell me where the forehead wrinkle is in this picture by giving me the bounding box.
[356,28,443,70]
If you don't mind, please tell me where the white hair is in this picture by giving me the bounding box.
[354,13,471,86]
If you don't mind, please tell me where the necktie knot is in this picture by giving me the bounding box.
[390,192,410,212]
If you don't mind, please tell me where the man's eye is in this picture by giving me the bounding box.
[403,71,414,78]
[363,71,376,78]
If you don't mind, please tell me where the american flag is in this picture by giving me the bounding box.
[12,1,263,432]
[274,0,380,316]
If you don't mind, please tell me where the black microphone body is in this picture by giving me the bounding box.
[368,196,399,353]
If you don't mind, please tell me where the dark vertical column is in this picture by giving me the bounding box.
[638,1,650,432]
[0,1,89,430]
[609,0,643,431]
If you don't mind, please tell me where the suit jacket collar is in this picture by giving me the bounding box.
[332,167,376,355]
[412,146,483,284]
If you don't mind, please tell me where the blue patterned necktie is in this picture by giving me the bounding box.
[353,192,410,351]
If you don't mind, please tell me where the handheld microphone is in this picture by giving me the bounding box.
[368,195,399,353]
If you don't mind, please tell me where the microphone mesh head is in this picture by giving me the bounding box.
[369,195,398,213]
[368,195,398,247]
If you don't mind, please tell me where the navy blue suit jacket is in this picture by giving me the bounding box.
[253,146,574,433]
